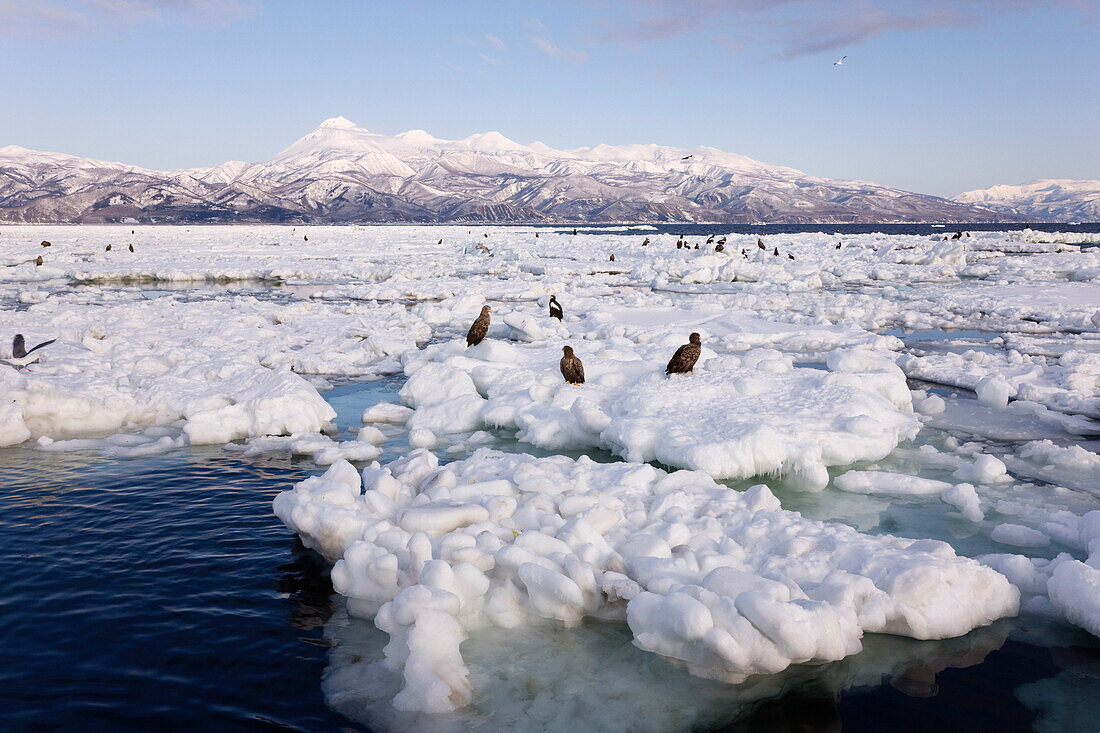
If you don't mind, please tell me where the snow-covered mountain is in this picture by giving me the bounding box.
[1,117,1007,224]
[952,179,1100,223]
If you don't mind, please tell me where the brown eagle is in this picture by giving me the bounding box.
[757,238,766,250]
[560,345,585,384]
[666,332,701,375]
[715,243,724,253]
[549,295,563,321]
[105,244,112,251]
[773,246,779,257]
[466,305,492,347]
[35,255,43,266]
[129,243,134,252]
[40,240,51,248]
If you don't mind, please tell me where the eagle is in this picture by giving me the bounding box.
[666,333,701,375]
[40,240,51,248]
[706,235,715,244]
[105,244,112,251]
[757,238,766,250]
[560,345,585,384]
[788,253,795,260]
[642,237,650,246]
[35,255,43,266]
[836,242,842,249]
[715,243,724,253]
[466,305,492,347]
[717,237,727,245]
[129,243,134,252]
[773,247,779,257]
[610,253,615,262]
[549,295,563,321]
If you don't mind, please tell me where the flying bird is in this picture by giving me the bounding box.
[834,55,847,66]
[681,154,693,161]
[4,334,57,368]
[549,295,563,321]
[12,334,56,360]
[560,345,585,385]
[666,333,702,376]
[466,305,492,347]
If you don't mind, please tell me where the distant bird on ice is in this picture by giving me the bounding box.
[642,237,650,246]
[715,243,724,253]
[560,345,585,385]
[757,238,766,250]
[35,255,43,266]
[437,238,442,245]
[304,235,308,241]
[549,295,563,321]
[128,243,134,252]
[773,246,780,257]
[610,253,615,262]
[666,333,702,376]
[105,244,112,251]
[40,240,51,248]
[834,55,847,66]
[466,305,491,347]
[836,242,842,249]
[706,235,715,244]
[681,154,693,161]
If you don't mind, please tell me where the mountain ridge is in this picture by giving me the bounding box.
[0,118,1028,224]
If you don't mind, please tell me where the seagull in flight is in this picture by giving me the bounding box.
[833,55,847,66]
[2,334,56,369]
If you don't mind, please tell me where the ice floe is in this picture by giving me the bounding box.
[275,449,1019,713]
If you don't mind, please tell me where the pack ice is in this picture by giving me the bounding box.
[275,449,1018,713]
[398,335,918,490]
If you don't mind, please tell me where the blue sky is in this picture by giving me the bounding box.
[0,0,1096,196]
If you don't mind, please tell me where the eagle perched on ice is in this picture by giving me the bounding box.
[666,332,701,375]
[466,305,491,347]
[549,295,563,321]
[560,345,585,384]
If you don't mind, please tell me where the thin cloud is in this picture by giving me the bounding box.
[480,53,502,66]
[484,33,506,50]
[591,0,1096,58]
[533,36,590,63]
[0,0,258,37]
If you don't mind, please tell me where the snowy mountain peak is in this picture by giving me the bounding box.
[952,179,1100,222]
[317,116,359,130]
[0,119,1021,224]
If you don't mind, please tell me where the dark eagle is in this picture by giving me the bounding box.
[105,244,112,251]
[717,237,727,245]
[706,235,715,244]
[666,333,701,376]
[549,295,563,321]
[560,345,585,384]
[836,242,842,249]
[715,243,724,253]
[129,243,134,252]
[773,247,779,257]
[466,305,492,347]
[35,255,43,266]
[13,334,55,359]
[40,240,51,248]
[788,253,795,260]
[757,238,766,250]
[610,254,615,262]
[642,237,650,246]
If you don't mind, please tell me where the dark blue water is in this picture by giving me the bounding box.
[2,380,1099,731]
[538,222,1100,238]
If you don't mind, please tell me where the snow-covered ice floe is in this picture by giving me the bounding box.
[275,449,1018,714]
[397,338,918,489]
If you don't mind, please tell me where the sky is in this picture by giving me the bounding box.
[0,0,1097,197]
